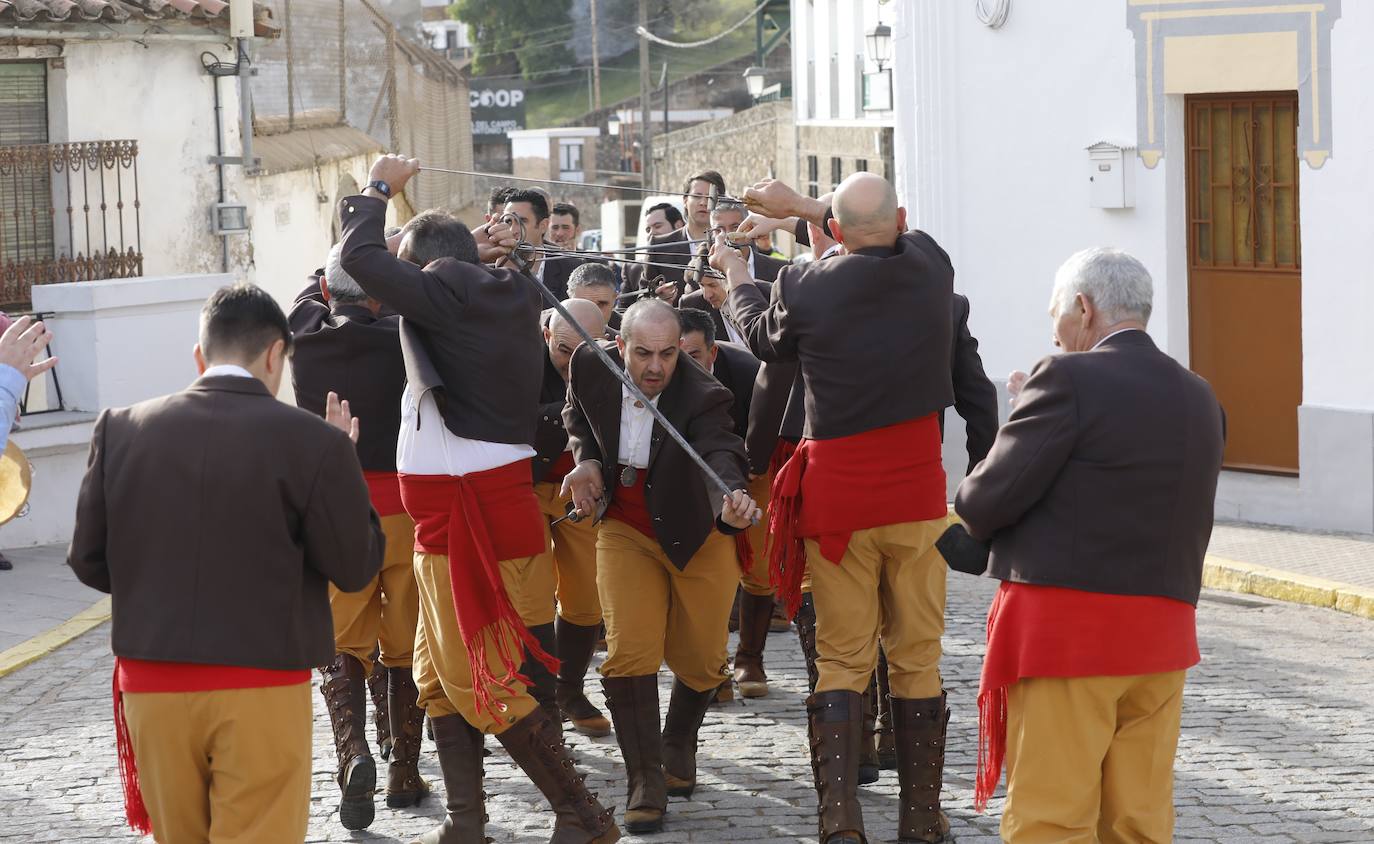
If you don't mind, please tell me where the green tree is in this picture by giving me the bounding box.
[451,0,577,79]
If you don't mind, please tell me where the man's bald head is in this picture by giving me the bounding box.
[545,298,607,380]
[830,172,905,251]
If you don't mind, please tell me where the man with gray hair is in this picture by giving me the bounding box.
[568,261,621,334]
[289,241,428,830]
[955,247,1225,842]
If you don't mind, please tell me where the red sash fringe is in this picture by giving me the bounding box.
[400,463,556,719]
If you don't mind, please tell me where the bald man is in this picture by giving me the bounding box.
[527,299,616,738]
[717,173,956,844]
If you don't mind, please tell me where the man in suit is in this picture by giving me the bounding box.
[289,243,428,828]
[68,283,383,843]
[720,173,956,844]
[341,155,619,844]
[956,248,1225,843]
[550,202,582,249]
[620,171,726,298]
[569,261,622,335]
[679,308,783,703]
[561,299,760,835]
[528,299,614,738]
[503,189,585,301]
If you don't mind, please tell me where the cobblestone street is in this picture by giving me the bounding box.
[2,574,1372,843]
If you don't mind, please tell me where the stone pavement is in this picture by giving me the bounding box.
[2,574,1373,843]
[1209,521,1374,588]
[0,543,100,653]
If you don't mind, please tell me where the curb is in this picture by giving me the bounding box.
[0,596,111,679]
[1203,556,1374,620]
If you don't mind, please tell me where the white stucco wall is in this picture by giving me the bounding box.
[53,40,249,279]
[791,0,894,126]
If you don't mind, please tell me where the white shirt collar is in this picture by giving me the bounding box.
[1091,327,1144,351]
[621,384,661,407]
[201,364,256,379]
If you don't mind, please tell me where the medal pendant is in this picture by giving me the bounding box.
[620,465,638,487]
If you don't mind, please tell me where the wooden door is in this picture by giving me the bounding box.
[1187,92,1302,474]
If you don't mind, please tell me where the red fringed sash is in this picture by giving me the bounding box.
[973,582,1200,811]
[733,532,754,576]
[400,462,555,719]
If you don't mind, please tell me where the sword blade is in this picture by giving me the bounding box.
[419,166,744,204]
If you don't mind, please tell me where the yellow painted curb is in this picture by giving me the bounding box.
[1203,556,1374,621]
[0,596,111,679]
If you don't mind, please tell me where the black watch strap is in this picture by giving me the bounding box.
[366,179,392,198]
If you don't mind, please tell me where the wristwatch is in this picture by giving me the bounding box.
[365,179,392,198]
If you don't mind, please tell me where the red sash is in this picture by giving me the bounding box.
[363,470,405,518]
[605,467,656,540]
[399,462,555,719]
[972,582,1200,811]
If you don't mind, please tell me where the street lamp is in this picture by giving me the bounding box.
[607,113,620,137]
[743,66,766,100]
[865,23,893,71]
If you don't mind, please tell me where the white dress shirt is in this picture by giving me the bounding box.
[396,386,535,476]
[617,385,660,468]
[200,364,255,379]
[720,250,758,346]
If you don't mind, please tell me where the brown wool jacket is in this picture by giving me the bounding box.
[955,330,1226,605]
[563,343,749,569]
[67,376,384,669]
[339,194,544,446]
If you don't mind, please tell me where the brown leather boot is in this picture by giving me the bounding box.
[859,673,880,785]
[368,662,393,760]
[876,648,897,770]
[320,653,376,831]
[892,693,951,844]
[769,599,792,633]
[386,666,432,809]
[732,592,773,698]
[794,593,820,695]
[807,690,867,844]
[521,622,563,735]
[727,587,741,632]
[496,707,621,844]
[555,618,612,737]
[602,675,667,834]
[661,679,717,798]
[410,713,490,844]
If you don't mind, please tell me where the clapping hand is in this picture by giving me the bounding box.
[324,391,359,444]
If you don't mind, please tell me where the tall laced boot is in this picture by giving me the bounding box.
[794,593,820,695]
[875,648,897,770]
[661,679,717,798]
[891,693,952,844]
[387,666,432,808]
[410,713,490,844]
[858,673,880,785]
[807,690,867,844]
[732,592,774,699]
[522,622,563,735]
[555,618,612,737]
[602,675,667,834]
[368,662,394,760]
[496,707,622,844]
[320,653,376,831]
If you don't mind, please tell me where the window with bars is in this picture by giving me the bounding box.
[856,158,869,173]
[831,157,843,191]
[559,141,584,179]
[0,62,54,299]
[806,155,820,199]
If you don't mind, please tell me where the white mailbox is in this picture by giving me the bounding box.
[1086,142,1135,209]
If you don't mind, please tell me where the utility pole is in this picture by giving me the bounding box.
[590,0,602,111]
[638,0,651,187]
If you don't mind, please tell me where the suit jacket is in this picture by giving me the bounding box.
[750,248,787,283]
[532,349,571,484]
[728,230,955,440]
[623,229,697,299]
[954,331,1225,605]
[710,341,761,442]
[563,343,748,569]
[340,195,544,446]
[945,293,999,472]
[539,244,584,301]
[289,281,406,473]
[680,280,773,345]
[67,376,383,669]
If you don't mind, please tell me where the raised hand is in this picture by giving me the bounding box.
[324,391,360,444]
[367,154,420,196]
[0,316,58,382]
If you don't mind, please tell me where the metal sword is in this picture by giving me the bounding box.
[494,214,756,526]
[419,166,746,204]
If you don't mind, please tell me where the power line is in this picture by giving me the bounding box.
[635,0,768,48]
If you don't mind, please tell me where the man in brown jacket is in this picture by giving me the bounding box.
[956,248,1225,843]
[68,282,384,843]
[561,299,760,835]
[340,154,619,844]
[290,242,426,829]
[719,173,956,844]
